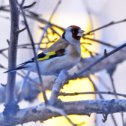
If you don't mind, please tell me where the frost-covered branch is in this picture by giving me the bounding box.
[0,99,126,125]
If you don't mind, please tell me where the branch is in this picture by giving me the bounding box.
[84,37,116,48]
[19,3,48,103]
[49,70,68,104]
[0,42,126,103]
[4,0,19,115]
[85,18,126,35]
[74,42,126,78]
[0,5,64,30]
[60,91,126,98]
[0,99,126,125]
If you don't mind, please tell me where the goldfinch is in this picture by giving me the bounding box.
[5,25,84,75]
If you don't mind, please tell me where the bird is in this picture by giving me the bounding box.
[5,25,84,75]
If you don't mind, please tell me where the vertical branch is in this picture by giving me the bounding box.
[4,0,19,115]
[19,4,48,103]
[49,70,68,105]
[88,76,104,99]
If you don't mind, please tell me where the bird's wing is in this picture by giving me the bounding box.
[20,38,68,64]
[4,38,68,73]
[43,38,68,53]
[32,48,66,62]
[33,38,68,61]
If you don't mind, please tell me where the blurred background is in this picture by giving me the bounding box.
[0,0,126,126]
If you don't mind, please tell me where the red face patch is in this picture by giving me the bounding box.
[70,25,81,40]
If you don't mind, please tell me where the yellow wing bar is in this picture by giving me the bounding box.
[38,51,56,61]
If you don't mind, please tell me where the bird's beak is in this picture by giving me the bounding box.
[77,30,84,37]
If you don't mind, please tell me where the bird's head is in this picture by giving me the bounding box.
[62,25,84,43]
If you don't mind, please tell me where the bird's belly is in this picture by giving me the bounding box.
[26,56,80,75]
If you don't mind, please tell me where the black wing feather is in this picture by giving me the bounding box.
[4,49,65,73]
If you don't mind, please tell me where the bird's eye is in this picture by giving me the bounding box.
[72,30,76,33]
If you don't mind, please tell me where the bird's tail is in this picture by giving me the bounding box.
[4,59,32,73]
[4,65,26,73]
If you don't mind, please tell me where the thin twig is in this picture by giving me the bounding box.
[121,113,125,126]
[94,75,111,90]
[110,114,118,126]
[85,18,126,35]
[20,0,25,6]
[60,91,126,98]
[23,1,36,9]
[107,66,125,126]
[17,27,26,33]
[0,43,46,53]
[88,76,104,99]
[0,5,64,30]
[0,51,8,58]
[84,37,116,48]
[73,42,126,78]
[46,106,76,126]
[49,0,61,21]
[19,3,48,103]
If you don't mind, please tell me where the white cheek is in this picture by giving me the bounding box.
[65,32,74,42]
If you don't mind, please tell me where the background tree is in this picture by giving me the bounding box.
[0,0,126,126]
